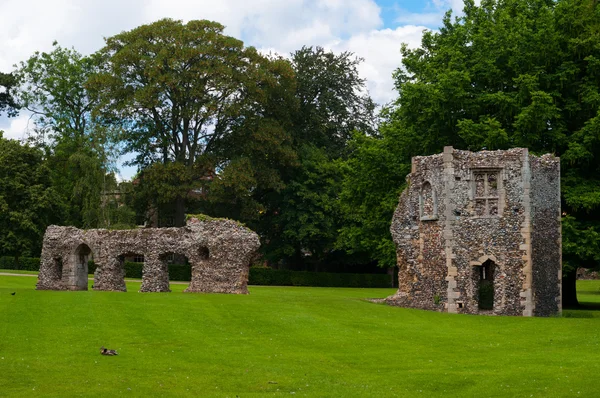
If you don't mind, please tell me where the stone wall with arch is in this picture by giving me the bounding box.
[36,217,260,294]
[389,147,561,316]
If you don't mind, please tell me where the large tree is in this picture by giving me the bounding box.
[15,43,115,228]
[338,125,409,269]
[90,19,298,226]
[0,133,63,260]
[344,0,600,303]
[291,46,376,157]
[253,47,378,269]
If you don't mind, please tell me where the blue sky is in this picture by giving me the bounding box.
[0,0,465,180]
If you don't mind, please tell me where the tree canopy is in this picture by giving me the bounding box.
[15,43,116,228]
[251,47,377,268]
[341,0,600,303]
[0,72,19,117]
[291,46,376,157]
[90,18,298,226]
[4,4,600,292]
[0,133,63,260]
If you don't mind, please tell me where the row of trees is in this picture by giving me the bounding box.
[2,0,600,303]
[0,19,377,271]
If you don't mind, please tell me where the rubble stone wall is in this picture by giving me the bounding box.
[389,147,561,316]
[36,217,260,294]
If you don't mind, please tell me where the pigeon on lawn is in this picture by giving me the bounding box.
[100,346,118,356]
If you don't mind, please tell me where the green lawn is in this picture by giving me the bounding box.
[1,276,599,397]
[0,269,40,275]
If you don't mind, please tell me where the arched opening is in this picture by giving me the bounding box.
[478,259,495,310]
[73,244,91,290]
[117,252,144,279]
[160,252,191,287]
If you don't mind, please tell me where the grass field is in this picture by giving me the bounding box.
[1,276,600,397]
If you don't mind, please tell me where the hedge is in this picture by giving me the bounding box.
[248,267,392,288]
[0,256,392,288]
[0,256,41,271]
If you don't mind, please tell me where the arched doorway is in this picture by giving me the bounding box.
[158,252,191,290]
[73,244,91,290]
[117,252,144,279]
[478,259,495,310]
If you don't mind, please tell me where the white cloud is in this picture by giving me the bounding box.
[0,0,157,72]
[0,0,439,178]
[0,114,33,141]
[396,10,445,27]
[433,0,481,16]
[330,26,427,106]
[142,0,382,52]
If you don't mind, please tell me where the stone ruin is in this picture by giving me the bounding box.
[36,216,260,294]
[388,147,561,316]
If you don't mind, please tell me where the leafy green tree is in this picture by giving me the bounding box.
[0,72,19,117]
[132,162,198,227]
[252,47,378,269]
[15,43,116,228]
[554,0,600,305]
[0,133,63,261]
[202,55,299,223]
[91,19,298,226]
[291,46,376,157]
[96,174,137,229]
[338,126,410,268]
[256,145,343,268]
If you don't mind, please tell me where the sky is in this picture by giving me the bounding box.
[0,0,468,180]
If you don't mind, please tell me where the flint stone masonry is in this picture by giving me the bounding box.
[36,217,260,294]
[388,147,561,316]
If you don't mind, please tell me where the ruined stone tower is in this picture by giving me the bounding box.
[388,147,561,316]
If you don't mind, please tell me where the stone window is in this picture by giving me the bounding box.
[133,255,145,263]
[472,170,501,217]
[419,181,438,221]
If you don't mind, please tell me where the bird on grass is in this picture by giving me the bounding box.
[10,292,15,295]
[100,346,118,356]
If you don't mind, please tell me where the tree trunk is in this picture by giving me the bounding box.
[387,266,397,288]
[175,196,186,227]
[562,267,579,308]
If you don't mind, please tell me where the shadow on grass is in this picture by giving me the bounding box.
[562,302,600,318]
